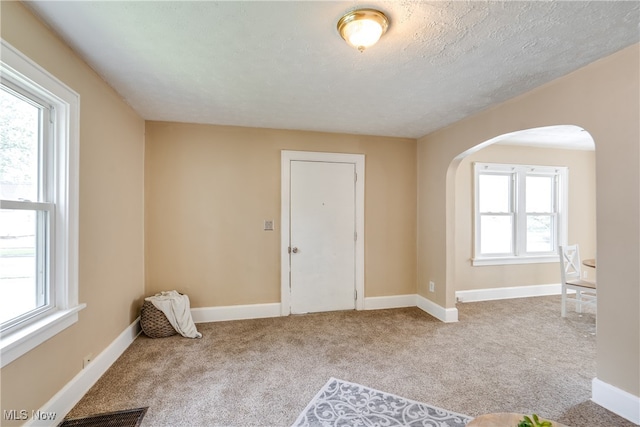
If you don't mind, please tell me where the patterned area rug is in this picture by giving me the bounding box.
[292,378,471,427]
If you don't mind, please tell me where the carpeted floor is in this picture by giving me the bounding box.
[66,295,634,426]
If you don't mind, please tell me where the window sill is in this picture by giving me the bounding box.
[0,303,86,368]
[472,256,559,266]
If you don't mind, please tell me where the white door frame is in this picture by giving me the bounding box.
[281,150,365,315]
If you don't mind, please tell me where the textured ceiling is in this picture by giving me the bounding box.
[26,1,639,140]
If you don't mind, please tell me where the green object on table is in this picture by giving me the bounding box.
[517,414,553,427]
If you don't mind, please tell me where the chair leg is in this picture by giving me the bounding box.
[576,290,582,313]
[561,285,567,317]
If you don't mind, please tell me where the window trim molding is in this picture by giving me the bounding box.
[0,305,86,367]
[1,39,82,368]
[472,255,560,266]
[472,162,568,266]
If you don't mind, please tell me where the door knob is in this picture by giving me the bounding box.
[291,247,299,253]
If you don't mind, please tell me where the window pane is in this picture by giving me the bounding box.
[526,175,553,213]
[526,215,553,253]
[479,174,511,213]
[0,86,41,202]
[0,209,47,325]
[480,215,513,254]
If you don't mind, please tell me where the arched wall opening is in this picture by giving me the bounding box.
[417,44,638,420]
[445,125,596,304]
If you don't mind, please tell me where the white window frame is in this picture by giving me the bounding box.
[0,39,84,368]
[473,162,568,266]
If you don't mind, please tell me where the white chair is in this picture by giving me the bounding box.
[559,244,596,317]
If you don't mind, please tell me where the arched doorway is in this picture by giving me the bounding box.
[445,125,596,306]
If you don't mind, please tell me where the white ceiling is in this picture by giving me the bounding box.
[26,1,639,144]
[497,125,595,151]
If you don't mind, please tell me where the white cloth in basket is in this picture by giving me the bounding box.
[145,291,202,338]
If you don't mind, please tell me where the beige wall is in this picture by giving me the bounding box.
[0,2,146,423]
[145,122,417,307]
[418,45,639,396]
[454,144,597,291]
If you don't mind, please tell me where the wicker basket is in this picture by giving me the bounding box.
[140,300,177,338]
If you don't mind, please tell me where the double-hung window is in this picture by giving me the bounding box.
[0,40,83,367]
[473,162,567,265]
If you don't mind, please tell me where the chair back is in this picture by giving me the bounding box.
[559,244,582,283]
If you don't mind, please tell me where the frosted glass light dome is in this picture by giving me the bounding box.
[337,9,389,52]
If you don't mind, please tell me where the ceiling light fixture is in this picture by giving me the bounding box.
[337,8,389,52]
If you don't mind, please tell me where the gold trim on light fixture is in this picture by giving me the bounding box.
[337,9,389,52]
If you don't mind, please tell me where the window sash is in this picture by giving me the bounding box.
[525,212,557,254]
[1,80,53,204]
[478,172,514,214]
[0,200,54,332]
[478,212,514,256]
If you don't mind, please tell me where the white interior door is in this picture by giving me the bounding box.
[289,160,356,313]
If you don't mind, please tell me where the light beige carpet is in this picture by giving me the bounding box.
[66,295,633,426]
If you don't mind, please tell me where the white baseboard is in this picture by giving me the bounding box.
[26,318,141,426]
[455,283,563,303]
[191,302,281,323]
[592,377,640,425]
[192,296,426,321]
[191,296,440,322]
[416,294,458,322]
[364,294,417,310]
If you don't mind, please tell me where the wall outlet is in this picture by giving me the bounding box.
[83,354,93,369]
[263,220,274,231]
[429,281,435,292]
